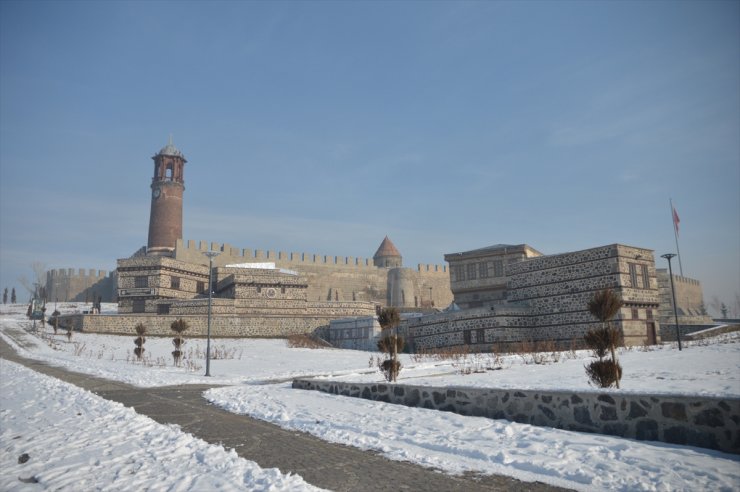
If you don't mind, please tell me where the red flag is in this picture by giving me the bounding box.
[673,207,680,236]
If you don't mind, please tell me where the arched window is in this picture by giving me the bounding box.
[166,164,174,180]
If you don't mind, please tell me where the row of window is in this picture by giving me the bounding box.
[630,308,654,320]
[628,263,650,290]
[453,260,504,282]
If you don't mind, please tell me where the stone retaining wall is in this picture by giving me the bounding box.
[292,379,740,455]
[59,313,338,337]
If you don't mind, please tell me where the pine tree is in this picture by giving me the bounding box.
[11,288,16,303]
[2,288,7,304]
[585,289,624,388]
[377,307,403,382]
[171,318,189,366]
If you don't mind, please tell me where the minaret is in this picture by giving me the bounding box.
[147,137,186,255]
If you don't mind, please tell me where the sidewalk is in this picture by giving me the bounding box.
[0,336,565,491]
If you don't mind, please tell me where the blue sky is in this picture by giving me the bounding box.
[1,1,738,313]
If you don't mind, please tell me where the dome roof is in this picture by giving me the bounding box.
[155,136,185,159]
[373,236,401,258]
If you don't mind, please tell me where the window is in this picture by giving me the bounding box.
[629,263,649,289]
[467,263,477,280]
[134,276,147,288]
[454,265,465,282]
[170,276,180,290]
[166,164,173,180]
[132,300,145,313]
[479,262,489,278]
[646,309,653,320]
[196,281,205,294]
[632,308,639,319]
[641,264,650,289]
[157,304,171,315]
[477,329,485,343]
[493,260,504,277]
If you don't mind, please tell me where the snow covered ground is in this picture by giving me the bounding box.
[1,302,739,491]
[0,359,320,492]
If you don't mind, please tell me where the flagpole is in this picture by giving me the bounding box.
[670,198,684,276]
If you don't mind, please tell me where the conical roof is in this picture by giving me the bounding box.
[373,236,401,258]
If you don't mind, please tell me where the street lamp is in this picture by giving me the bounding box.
[203,250,221,376]
[661,253,682,351]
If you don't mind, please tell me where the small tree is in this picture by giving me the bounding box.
[47,310,61,334]
[721,303,728,319]
[377,307,403,382]
[134,323,147,360]
[11,288,16,304]
[171,318,189,366]
[585,289,624,389]
[3,288,7,304]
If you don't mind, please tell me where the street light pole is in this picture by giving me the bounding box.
[203,250,221,376]
[661,253,682,351]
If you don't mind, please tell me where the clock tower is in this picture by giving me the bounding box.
[147,137,186,255]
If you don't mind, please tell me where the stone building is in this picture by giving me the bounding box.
[63,139,453,337]
[656,269,714,340]
[396,243,662,351]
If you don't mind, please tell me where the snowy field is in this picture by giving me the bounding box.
[1,303,739,491]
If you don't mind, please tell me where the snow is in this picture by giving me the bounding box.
[0,359,320,491]
[1,302,739,491]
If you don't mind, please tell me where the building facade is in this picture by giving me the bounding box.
[397,243,662,351]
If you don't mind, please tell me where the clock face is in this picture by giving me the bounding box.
[152,187,161,199]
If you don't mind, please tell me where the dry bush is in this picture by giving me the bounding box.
[134,323,146,360]
[286,334,326,349]
[170,319,189,366]
[585,359,623,388]
[584,327,622,360]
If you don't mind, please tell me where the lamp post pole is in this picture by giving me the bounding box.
[661,253,682,351]
[203,251,221,376]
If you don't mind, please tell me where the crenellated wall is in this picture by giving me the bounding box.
[170,239,452,308]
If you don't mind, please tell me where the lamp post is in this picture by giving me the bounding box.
[661,253,682,351]
[203,250,221,376]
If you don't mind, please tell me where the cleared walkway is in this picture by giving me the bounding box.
[0,335,567,491]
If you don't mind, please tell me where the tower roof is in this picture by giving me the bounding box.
[373,236,401,258]
[156,135,185,159]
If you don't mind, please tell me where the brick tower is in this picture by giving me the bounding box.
[147,137,186,255]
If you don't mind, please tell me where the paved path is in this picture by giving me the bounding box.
[0,333,568,491]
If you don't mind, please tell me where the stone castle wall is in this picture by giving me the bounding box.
[293,379,740,455]
[46,269,117,303]
[171,239,452,308]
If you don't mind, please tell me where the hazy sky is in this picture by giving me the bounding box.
[1,1,738,313]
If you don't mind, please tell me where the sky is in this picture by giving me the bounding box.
[0,0,738,313]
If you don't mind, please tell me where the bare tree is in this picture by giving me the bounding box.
[709,296,723,318]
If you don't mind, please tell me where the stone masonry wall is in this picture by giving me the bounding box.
[60,312,351,338]
[171,239,452,308]
[292,379,740,455]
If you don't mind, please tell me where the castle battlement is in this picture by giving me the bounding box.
[176,238,448,273]
[49,268,110,279]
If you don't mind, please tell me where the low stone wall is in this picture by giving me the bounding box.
[59,313,335,338]
[660,323,717,341]
[292,379,740,455]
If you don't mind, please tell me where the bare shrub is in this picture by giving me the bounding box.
[377,307,403,382]
[133,323,146,360]
[170,318,189,367]
[585,359,622,388]
[286,334,325,349]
